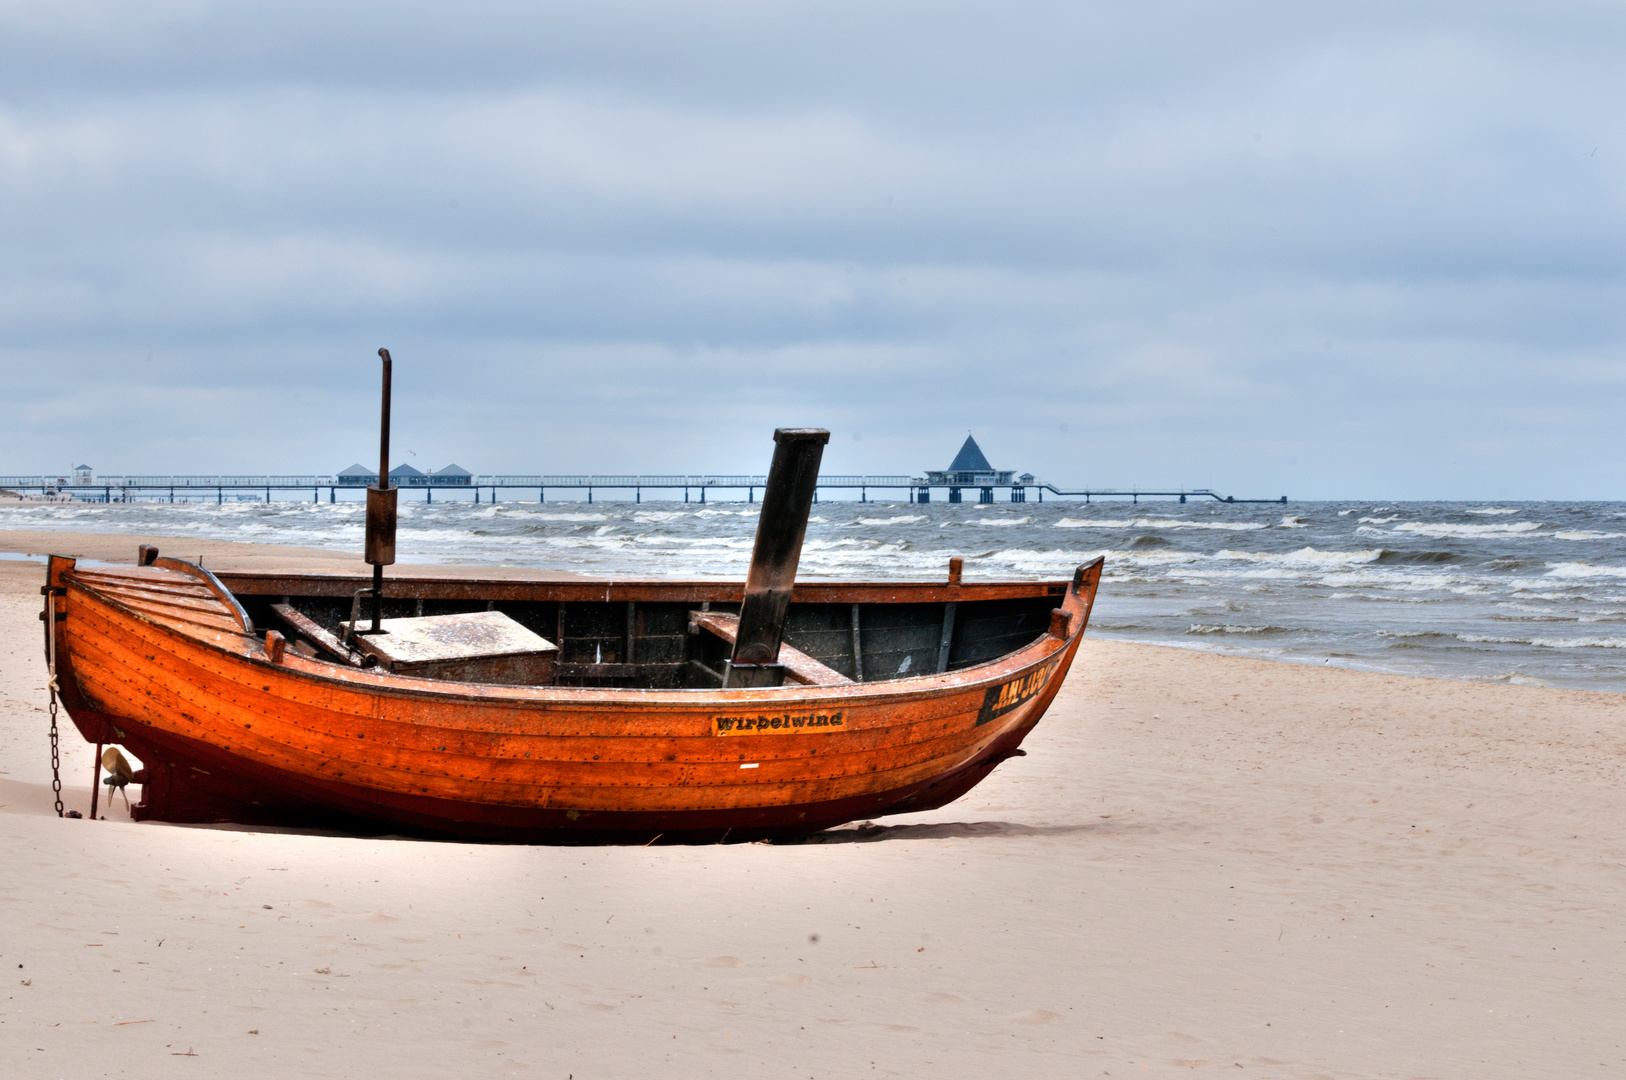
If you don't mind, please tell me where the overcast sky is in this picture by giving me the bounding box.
[1,1,1621,499]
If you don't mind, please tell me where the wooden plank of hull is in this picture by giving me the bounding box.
[215,572,1070,607]
[50,557,1102,837]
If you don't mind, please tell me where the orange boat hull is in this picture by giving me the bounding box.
[46,557,1101,840]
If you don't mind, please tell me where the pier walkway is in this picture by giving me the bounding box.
[0,474,1286,505]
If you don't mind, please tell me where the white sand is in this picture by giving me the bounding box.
[2,536,1623,1078]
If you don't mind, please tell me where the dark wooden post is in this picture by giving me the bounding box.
[725,428,829,688]
[364,349,398,633]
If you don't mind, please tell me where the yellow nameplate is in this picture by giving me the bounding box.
[712,710,846,736]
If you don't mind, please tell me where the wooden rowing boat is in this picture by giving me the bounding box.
[39,364,1102,841]
[43,552,1101,840]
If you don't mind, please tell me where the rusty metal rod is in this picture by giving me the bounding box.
[365,348,398,633]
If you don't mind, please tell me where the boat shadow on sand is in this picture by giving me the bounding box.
[0,778,1122,848]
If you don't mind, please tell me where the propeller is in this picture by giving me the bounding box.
[101,747,135,810]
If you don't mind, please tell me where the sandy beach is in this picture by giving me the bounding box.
[2,533,1622,1078]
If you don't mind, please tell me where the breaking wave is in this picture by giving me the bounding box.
[1458,633,1626,649]
[1053,517,1266,531]
[1393,521,1543,539]
[1185,623,1290,636]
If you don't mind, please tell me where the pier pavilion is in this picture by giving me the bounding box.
[921,435,1015,503]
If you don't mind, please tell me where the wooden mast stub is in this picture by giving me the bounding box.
[725,427,829,688]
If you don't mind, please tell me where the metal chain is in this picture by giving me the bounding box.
[44,587,64,817]
[48,688,63,818]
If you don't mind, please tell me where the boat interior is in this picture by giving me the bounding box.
[215,571,1070,691]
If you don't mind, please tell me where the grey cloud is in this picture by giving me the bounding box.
[0,2,1623,498]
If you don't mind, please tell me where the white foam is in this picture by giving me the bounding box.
[1053,517,1266,532]
[1554,530,1626,541]
[1542,562,1626,580]
[1214,546,1384,567]
[967,516,1032,527]
[1465,507,1521,515]
[1358,515,1399,524]
[1392,521,1543,539]
[982,548,1115,575]
[855,515,925,525]
[1277,515,1310,528]
[1459,633,1626,650]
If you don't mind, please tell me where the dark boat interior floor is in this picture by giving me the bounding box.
[239,592,1057,689]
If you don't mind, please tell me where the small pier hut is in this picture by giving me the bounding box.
[337,463,377,484]
[389,464,428,486]
[431,464,472,486]
[923,435,1014,503]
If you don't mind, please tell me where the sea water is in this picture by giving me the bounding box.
[6,498,1626,692]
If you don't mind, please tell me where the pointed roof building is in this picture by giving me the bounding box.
[389,463,428,485]
[947,435,993,473]
[924,433,1014,487]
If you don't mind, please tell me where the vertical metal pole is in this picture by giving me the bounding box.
[374,354,389,630]
[365,349,398,634]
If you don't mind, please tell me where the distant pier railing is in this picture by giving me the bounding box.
[0,474,1285,505]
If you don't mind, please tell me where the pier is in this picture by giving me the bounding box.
[0,472,1286,505]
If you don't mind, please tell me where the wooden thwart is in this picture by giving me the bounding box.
[270,604,362,666]
[690,610,853,686]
